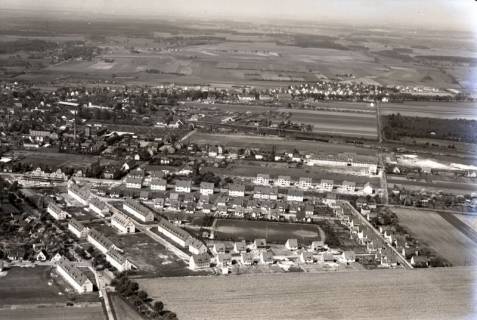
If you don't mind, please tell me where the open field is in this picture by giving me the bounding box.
[14,151,100,170]
[213,219,322,245]
[0,266,67,306]
[138,267,477,320]
[392,207,477,266]
[381,101,477,120]
[388,176,477,194]
[109,294,142,320]
[188,132,376,154]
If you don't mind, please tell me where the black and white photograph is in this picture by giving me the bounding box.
[0,1,476,319]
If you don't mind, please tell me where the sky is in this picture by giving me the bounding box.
[1,0,477,31]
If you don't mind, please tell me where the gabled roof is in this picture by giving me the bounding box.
[176,180,192,188]
[88,228,115,250]
[68,218,86,232]
[57,257,91,286]
[111,212,135,228]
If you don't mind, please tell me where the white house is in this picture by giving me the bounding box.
[106,249,134,272]
[199,182,214,196]
[157,218,192,248]
[362,182,374,195]
[287,188,304,202]
[56,257,93,294]
[320,179,334,192]
[87,228,118,254]
[233,241,247,254]
[340,181,356,193]
[254,174,270,186]
[188,239,207,255]
[67,183,90,206]
[111,212,136,234]
[175,180,192,193]
[68,218,88,239]
[285,239,298,250]
[299,251,314,264]
[189,253,210,270]
[259,251,273,264]
[229,183,245,197]
[122,199,155,222]
[298,177,313,190]
[150,178,167,191]
[47,202,68,220]
[276,176,291,187]
[212,242,226,255]
[125,176,142,189]
[89,197,109,217]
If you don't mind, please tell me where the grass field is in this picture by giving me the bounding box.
[381,101,477,120]
[392,208,477,266]
[0,305,105,320]
[213,219,323,245]
[110,294,142,320]
[0,266,67,306]
[138,267,477,320]
[188,132,375,154]
[15,151,100,170]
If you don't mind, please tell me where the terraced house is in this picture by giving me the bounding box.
[56,257,93,294]
[122,199,155,222]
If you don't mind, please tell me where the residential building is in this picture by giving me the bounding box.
[111,212,136,234]
[253,186,278,200]
[87,228,118,254]
[287,188,304,202]
[106,249,134,272]
[150,178,167,191]
[276,176,291,187]
[299,251,314,264]
[56,257,93,294]
[253,239,267,250]
[320,179,334,192]
[340,181,356,193]
[233,241,247,254]
[199,182,214,196]
[215,253,231,268]
[89,197,109,217]
[298,177,313,190]
[259,251,273,264]
[47,202,68,220]
[229,183,245,197]
[254,174,270,186]
[125,176,142,189]
[157,218,192,248]
[67,183,90,205]
[175,180,192,193]
[123,199,155,222]
[188,239,207,255]
[189,253,210,270]
[285,239,298,250]
[68,218,88,239]
[212,243,226,255]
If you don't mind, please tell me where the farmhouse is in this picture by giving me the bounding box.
[229,183,245,197]
[157,218,192,248]
[87,228,118,254]
[106,249,134,272]
[123,199,155,222]
[68,218,88,239]
[47,202,68,220]
[200,182,214,196]
[56,257,93,294]
[111,211,136,234]
[254,174,270,186]
[89,197,109,217]
[125,176,142,189]
[276,176,291,187]
[150,178,167,191]
[67,183,90,205]
[175,180,192,193]
[189,253,211,270]
[287,188,304,202]
[298,177,313,190]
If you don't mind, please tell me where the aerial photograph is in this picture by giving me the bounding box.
[0,0,476,319]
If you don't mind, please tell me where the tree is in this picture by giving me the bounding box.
[137,290,148,301]
[153,301,164,313]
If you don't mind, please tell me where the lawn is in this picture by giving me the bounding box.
[213,219,322,245]
[0,305,105,320]
[0,266,67,306]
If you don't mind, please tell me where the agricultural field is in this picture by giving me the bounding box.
[14,151,100,170]
[392,208,477,266]
[138,267,477,320]
[188,132,375,154]
[0,266,68,306]
[381,101,477,120]
[0,305,105,320]
[212,219,323,245]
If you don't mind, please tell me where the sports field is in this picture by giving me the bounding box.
[392,208,477,266]
[138,267,477,320]
[213,219,323,245]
